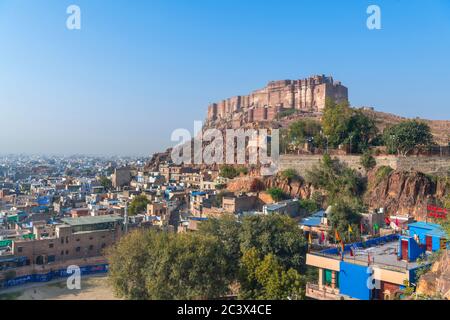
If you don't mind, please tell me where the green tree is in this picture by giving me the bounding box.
[108,230,230,300]
[128,195,150,216]
[322,99,378,153]
[220,165,239,179]
[239,249,305,300]
[197,215,242,282]
[266,187,287,202]
[288,120,322,148]
[299,199,320,214]
[328,200,362,239]
[239,215,308,273]
[306,154,365,207]
[360,150,377,171]
[383,120,434,156]
[280,169,299,184]
[99,176,112,190]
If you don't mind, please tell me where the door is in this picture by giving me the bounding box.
[426,236,433,252]
[401,240,408,261]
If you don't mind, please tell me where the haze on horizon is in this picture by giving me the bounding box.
[0,0,449,156]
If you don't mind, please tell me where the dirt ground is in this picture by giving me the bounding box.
[0,275,120,300]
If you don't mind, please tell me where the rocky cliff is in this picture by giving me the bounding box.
[365,170,449,219]
[416,250,450,299]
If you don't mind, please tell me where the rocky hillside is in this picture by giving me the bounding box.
[226,169,448,221]
[416,250,450,299]
[365,170,449,219]
[362,109,450,146]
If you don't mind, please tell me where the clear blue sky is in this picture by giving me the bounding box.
[0,0,449,156]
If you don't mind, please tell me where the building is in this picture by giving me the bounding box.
[0,215,124,287]
[222,194,258,214]
[305,222,448,300]
[262,199,299,217]
[207,75,348,123]
[111,167,132,189]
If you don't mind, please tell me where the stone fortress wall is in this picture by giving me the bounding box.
[279,155,450,177]
[206,75,348,124]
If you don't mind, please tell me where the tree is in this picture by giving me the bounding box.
[328,200,362,239]
[99,176,112,190]
[239,215,308,273]
[306,154,365,207]
[280,169,299,184]
[360,150,377,171]
[266,187,287,202]
[107,230,154,299]
[383,120,434,156]
[239,248,305,300]
[322,99,378,153]
[322,99,353,148]
[197,215,242,282]
[220,165,239,179]
[128,195,150,216]
[108,230,230,300]
[288,120,322,148]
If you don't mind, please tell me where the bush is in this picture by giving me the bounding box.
[375,166,394,184]
[266,188,287,202]
[360,151,377,171]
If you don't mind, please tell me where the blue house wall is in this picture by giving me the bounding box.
[339,261,371,300]
[398,236,426,262]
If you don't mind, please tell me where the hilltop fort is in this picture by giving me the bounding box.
[206,74,348,127]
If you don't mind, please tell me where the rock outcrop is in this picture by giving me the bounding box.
[416,250,450,299]
[365,170,449,219]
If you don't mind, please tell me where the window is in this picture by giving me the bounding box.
[49,243,54,249]
[18,247,23,253]
[89,245,94,251]
[61,250,64,255]
[48,255,56,263]
[65,236,69,244]
[76,238,80,242]
[65,250,69,255]
[101,243,106,249]
[76,247,81,252]
[61,238,64,244]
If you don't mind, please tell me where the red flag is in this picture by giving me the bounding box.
[385,217,391,225]
[321,232,325,243]
[395,218,399,226]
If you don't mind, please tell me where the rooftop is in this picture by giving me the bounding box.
[61,215,123,226]
[312,234,426,271]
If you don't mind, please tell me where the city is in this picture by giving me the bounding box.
[0,0,449,315]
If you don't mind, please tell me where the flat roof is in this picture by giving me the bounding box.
[313,234,424,271]
[61,215,123,226]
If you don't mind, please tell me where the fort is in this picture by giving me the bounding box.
[206,74,348,125]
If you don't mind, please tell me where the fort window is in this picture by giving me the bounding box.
[65,250,69,255]
[49,243,54,248]
[17,247,23,253]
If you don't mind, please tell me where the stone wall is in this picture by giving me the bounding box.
[279,154,450,176]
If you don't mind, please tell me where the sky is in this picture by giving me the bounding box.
[0,0,449,156]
